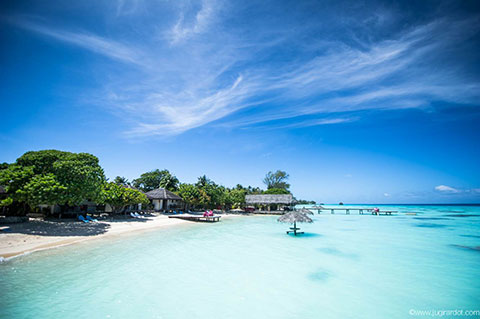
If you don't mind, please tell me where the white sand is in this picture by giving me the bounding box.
[0,215,191,260]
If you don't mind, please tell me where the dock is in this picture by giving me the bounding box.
[303,207,397,215]
[168,215,221,222]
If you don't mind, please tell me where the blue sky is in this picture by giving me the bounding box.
[1,0,479,203]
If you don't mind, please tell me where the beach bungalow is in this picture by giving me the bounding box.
[145,188,183,212]
[245,194,294,212]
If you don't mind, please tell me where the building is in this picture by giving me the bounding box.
[245,194,294,211]
[145,188,183,211]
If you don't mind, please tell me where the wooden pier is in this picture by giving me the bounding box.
[303,207,396,215]
[168,215,221,222]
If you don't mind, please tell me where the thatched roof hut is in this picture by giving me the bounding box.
[145,188,182,200]
[245,194,294,205]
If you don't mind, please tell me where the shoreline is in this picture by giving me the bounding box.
[0,214,239,262]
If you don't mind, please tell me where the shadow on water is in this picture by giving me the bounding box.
[444,214,480,218]
[413,217,453,221]
[308,269,333,282]
[451,244,480,252]
[460,234,480,239]
[285,232,322,238]
[414,223,449,228]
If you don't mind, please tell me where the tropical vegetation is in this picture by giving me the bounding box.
[0,150,315,215]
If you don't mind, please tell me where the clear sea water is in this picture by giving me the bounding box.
[1,205,479,319]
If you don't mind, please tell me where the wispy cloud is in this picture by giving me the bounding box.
[434,185,480,195]
[7,3,480,137]
[167,0,215,44]
[9,17,146,67]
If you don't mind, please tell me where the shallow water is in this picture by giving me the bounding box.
[1,205,479,318]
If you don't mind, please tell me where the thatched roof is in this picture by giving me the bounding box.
[145,188,182,200]
[299,208,314,215]
[245,194,293,204]
[278,211,313,223]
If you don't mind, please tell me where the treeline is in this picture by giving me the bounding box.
[112,169,295,210]
[0,150,314,215]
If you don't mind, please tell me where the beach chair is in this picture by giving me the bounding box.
[86,215,98,222]
[78,215,89,223]
[133,212,143,218]
[130,212,138,218]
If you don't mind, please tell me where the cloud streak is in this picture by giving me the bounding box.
[9,17,146,67]
[7,3,480,137]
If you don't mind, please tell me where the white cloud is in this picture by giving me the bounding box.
[10,17,146,67]
[434,185,461,194]
[167,0,215,44]
[8,7,480,137]
[384,193,391,197]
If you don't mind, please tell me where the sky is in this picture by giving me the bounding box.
[1,0,479,204]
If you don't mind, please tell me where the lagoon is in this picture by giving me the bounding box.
[1,205,479,318]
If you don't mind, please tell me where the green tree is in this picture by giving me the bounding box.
[158,171,179,191]
[0,150,105,211]
[133,169,179,192]
[263,188,290,195]
[113,176,129,185]
[176,184,200,210]
[17,174,67,208]
[263,170,290,190]
[100,182,148,213]
[228,188,246,208]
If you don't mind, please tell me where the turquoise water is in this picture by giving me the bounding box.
[1,205,479,318]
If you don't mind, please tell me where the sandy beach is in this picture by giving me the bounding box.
[0,215,196,260]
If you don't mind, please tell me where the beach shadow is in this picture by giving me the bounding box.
[3,220,110,237]
[105,216,151,223]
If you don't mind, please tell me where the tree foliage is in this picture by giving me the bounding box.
[100,182,148,213]
[133,169,179,192]
[263,170,290,190]
[0,150,105,209]
[113,176,129,185]
[263,188,290,195]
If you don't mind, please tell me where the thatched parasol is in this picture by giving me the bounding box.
[298,208,314,215]
[278,211,313,236]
